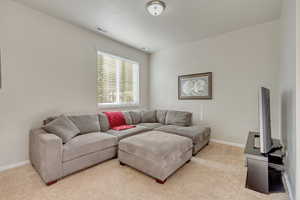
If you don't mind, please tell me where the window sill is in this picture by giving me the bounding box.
[97,103,140,109]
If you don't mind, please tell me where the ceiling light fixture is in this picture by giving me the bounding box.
[146,0,166,16]
[96,26,107,33]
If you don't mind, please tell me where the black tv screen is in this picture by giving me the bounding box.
[259,87,273,154]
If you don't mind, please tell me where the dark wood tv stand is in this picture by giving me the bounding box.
[244,132,285,194]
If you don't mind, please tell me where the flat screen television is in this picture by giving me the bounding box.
[258,87,273,154]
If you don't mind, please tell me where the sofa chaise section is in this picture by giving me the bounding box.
[155,125,211,155]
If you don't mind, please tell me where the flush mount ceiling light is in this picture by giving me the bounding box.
[146,0,166,16]
[96,26,107,33]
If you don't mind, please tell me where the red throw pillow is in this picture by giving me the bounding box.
[104,112,126,128]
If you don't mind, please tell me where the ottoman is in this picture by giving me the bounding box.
[118,131,193,184]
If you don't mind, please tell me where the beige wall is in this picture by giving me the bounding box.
[150,21,280,145]
[297,0,300,197]
[0,0,149,168]
[280,0,296,198]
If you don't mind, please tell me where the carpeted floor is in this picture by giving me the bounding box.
[0,142,288,200]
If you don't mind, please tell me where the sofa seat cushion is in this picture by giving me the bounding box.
[106,126,151,141]
[119,131,192,163]
[137,123,163,129]
[63,132,117,162]
[154,125,210,144]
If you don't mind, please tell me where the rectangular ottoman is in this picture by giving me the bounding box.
[118,131,193,183]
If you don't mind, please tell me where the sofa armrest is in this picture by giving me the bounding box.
[29,128,46,166]
[29,128,63,183]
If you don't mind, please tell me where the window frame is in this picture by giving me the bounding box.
[96,51,140,108]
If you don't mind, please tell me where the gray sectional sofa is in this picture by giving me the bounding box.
[29,110,210,185]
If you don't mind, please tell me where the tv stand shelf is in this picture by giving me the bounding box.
[244,132,285,194]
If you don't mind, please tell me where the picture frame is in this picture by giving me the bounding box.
[178,72,212,100]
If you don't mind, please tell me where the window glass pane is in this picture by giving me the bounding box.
[97,52,139,106]
[119,61,134,103]
[97,54,117,103]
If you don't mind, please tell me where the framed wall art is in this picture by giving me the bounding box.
[178,72,212,100]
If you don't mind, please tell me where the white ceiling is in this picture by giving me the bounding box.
[15,0,282,53]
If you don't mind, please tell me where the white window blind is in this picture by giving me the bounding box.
[97,52,139,107]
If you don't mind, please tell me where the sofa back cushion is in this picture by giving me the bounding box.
[68,114,100,134]
[141,110,157,123]
[165,110,192,126]
[156,110,168,124]
[129,110,142,124]
[43,116,57,125]
[43,115,80,143]
[98,113,110,132]
[122,111,133,125]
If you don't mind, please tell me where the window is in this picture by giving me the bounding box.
[97,51,139,107]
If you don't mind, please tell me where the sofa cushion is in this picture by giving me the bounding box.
[98,113,110,132]
[104,112,126,128]
[154,125,209,144]
[119,131,192,163]
[129,111,142,124]
[63,132,117,162]
[141,110,157,123]
[165,111,192,126]
[43,115,80,143]
[122,111,133,125]
[68,114,100,134]
[43,116,57,125]
[156,110,168,124]
[138,123,163,129]
[106,126,150,141]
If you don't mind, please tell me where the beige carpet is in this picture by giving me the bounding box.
[0,142,288,200]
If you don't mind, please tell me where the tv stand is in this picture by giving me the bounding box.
[244,132,285,194]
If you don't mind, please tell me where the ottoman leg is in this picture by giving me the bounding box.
[156,178,167,184]
[119,161,125,166]
[46,180,57,186]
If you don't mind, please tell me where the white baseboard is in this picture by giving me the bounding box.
[283,172,294,200]
[0,160,30,173]
[210,139,245,148]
